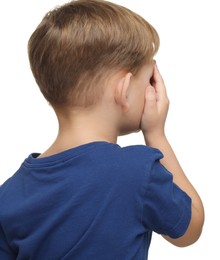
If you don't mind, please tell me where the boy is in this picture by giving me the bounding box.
[0,0,204,259]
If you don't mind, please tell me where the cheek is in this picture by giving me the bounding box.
[133,95,145,125]
[139,89,146,112]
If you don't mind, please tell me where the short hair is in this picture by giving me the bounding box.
[28,0,159,108]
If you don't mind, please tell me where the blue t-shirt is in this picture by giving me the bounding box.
[0,142,191,259]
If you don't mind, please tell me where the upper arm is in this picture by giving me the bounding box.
[162,202,204,247]
[142,159,193,240]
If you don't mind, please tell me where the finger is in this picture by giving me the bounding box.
[145,85,156,100]
[153,62,163,84]
[144,85,157,113]
[153,63,168,100]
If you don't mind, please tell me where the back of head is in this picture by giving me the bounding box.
[28,0,159,108]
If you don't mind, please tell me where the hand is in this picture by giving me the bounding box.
[141,63,169,143]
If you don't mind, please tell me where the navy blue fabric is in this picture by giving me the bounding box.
[0,142,191,259]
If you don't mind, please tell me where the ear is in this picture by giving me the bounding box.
[114,72,132,112]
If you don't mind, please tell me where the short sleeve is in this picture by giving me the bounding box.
[142,158,192,238]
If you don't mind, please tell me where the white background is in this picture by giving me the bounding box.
[0,0,219,258]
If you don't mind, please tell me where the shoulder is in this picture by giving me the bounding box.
[117,144,164,172]
[89,142,163,164]
[97,143,164,184]
[120,144,163,160]
[0,169,23,213]
[95,143,164,167]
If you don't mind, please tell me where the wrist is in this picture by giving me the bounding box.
[143,131,167,148]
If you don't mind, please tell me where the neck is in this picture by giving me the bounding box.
[39,105,119,157]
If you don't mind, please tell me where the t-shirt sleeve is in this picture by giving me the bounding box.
[142,152,192,239]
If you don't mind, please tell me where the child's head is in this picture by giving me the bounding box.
[28,0,159,109]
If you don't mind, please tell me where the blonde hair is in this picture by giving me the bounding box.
[28,0,159,107]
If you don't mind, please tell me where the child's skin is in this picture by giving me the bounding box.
[141,63,204,246]
[40,61,204,246]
